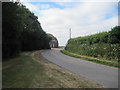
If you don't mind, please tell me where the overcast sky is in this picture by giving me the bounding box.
[22,0,118,46]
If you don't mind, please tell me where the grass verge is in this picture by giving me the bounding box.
[3,50,105,88]
[60,50,119,68]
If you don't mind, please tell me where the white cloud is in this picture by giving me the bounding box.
[23,2,40,12]
[21,0,119,2]
[23,2,118,46]
[41,4,50,9]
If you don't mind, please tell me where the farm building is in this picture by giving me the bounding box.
[48,34,59,48]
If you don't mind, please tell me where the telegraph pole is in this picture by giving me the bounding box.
[69,28,71,39]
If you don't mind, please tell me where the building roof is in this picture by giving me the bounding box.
[47,33,58,41]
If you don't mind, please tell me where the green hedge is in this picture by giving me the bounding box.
[61,50,119,68]
[65,26,120,62]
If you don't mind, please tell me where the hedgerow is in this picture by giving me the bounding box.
[65,26,120,61]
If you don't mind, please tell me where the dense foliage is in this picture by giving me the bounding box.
[65,26,120,61]
[2,2,51,59]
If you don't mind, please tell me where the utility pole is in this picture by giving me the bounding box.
[69,28,71,39]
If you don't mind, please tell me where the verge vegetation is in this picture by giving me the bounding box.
[61,50,119,68]
[3,51,105,88]
[63,26,120,67]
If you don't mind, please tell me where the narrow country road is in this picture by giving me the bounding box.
[41,48,118,88]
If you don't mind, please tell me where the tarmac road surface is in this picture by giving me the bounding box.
[41,48,118,88]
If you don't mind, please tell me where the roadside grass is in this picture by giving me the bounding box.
[3,52,45,88]
[60,50,119,68]
[3,50,105,88]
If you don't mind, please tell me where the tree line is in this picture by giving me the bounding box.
[2,2,51,59]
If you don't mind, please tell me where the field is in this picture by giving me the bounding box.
[3,51,104,88]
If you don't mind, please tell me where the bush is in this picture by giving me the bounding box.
[65,26,120,61]
[108,26,120,44]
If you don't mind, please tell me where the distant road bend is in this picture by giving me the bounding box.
[41,48,118,88]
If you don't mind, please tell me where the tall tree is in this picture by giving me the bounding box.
[2,2,51,59]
